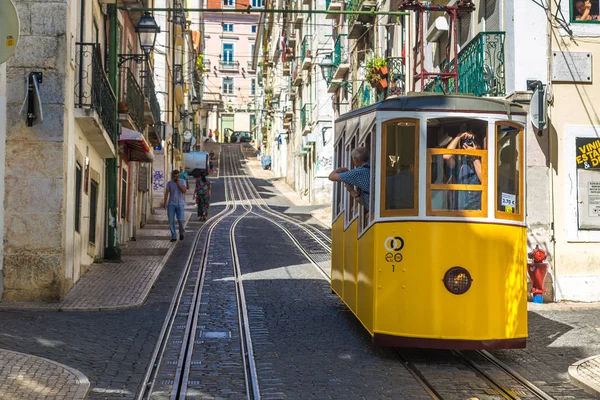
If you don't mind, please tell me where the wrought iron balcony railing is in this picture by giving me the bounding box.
[300,103,312,130]
[124,68,145,130]
[352,81,372,109]
[142,64,161,125]
[387,57,406,97]
[301,35,312,62]
[457,31,505,97]
[219,60,240,71]
[74,42,117,141]
[332,36,345,69]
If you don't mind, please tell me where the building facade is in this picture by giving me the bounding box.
[200,0,260,143]
[1,0,166,301]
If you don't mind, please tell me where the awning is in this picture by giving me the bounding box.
[119,127,154,162]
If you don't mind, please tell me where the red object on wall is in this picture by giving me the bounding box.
[527,245,548,295]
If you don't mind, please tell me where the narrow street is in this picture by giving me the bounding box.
[0,144,597,399]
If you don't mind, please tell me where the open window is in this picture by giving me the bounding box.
[426,118,488,217]
[333,136,345,221]
[381,119,419,217]
[344,134,359,227]
[359,129,375,233]
[495,122,524,221]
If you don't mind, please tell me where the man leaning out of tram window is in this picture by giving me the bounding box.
[443,128,484,210]
[328,147,371,210]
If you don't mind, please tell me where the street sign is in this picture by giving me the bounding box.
[0,0,20,65]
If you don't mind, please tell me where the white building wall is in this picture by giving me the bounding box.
[0,64,6,298]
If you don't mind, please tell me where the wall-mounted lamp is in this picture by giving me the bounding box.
[118,12,160,66]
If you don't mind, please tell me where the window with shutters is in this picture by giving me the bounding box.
[458,13,472,47]
[484,0,501,31]
[89,180,98,244]
[571,0,600,22]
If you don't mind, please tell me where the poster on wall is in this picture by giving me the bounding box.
[576,138,600,169]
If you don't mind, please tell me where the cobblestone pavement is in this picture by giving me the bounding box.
[1,144,600,398]
[0,349,89,399]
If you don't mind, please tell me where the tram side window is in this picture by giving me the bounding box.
[427,119,488,215]
[360,132,373,230]
[382,120,418,215]
[496,123,522,217]
[333,141,344,217]
[346,135,358,222]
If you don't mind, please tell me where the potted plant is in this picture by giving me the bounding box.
[365,56,388,91]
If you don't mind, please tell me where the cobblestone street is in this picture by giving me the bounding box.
[0,145,599,399]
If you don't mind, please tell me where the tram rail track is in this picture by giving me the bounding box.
[139,146,261,400]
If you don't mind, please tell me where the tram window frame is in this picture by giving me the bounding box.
[425,120,488,218]
[344,134,359,228]
[380,119,420,218]
[358,130,375,234]
[333,135,345,220]
[494,122,524,222]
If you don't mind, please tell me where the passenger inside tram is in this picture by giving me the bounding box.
[428,120,487,212]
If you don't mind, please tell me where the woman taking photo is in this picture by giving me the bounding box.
[194,171,211,221]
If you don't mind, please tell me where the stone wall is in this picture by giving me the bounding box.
[3,0,69,301]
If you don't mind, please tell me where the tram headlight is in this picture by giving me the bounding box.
[443,267,472,295]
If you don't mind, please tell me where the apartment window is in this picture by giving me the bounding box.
[251,25,257,33]
[223,43,234,63]
[223,77,234,95]
[89,180,99,244]
[75,163,82,233]
[571,0,600,22]
[252,0,263,7]
[251,78,256,96]
[223,23,234,32]
[121,169,127,219]
[250,44,255,65]
[224,0,234,6]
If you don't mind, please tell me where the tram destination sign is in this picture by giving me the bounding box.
[576,138,600,169]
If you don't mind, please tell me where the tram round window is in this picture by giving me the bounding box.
[443,267,473,295]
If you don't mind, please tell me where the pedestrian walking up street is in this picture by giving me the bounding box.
[194,170,211,221]
[164,169,187,242]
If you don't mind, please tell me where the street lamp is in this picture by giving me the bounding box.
[137,12,161,56]
[118,12,160,65]
[319,53,334,83]
[191,96,200,113]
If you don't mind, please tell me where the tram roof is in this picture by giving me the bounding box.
[335,94,527,123]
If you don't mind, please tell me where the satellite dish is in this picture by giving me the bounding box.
[0,0,20,65]
[182,130,192,140]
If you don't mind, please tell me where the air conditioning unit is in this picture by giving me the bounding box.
[426,16,449,42]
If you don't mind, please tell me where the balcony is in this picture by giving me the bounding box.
[219,60,240,72]
[202,91,223,104]
[141,65,161,146]
[351,81,372,110]
[292,67,303,86]
[300,103,312,133]
[326,0,343,19]
[457,32,505,97]
[119,68,145,132]
[348,0,376,39]
[387,57,406,97]
[332,35,350,80]
[301,35,312,70]
[73,42,116,158]
[283,61,291,76]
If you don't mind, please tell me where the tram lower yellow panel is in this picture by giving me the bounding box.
[342,219,359,314]
[372,222,528,342]
[357,226,376,335]
[331,214,345,297]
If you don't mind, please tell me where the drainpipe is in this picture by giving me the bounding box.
[106,1,121,260]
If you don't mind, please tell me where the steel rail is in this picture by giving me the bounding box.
[452,350,515,400]
[175,146,242,399]
[137,148,234,400]
[234,148,331,246]
[477,350,555,400]
[395,351,445,400]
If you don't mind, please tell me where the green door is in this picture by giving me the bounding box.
[222,115,234,143]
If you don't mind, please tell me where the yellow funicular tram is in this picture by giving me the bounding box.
[331,94,527,349]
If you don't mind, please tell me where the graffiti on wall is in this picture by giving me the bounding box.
[153,170,165,191]
[315,156,333,177]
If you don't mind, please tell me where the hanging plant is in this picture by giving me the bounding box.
[365,56,388,89]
